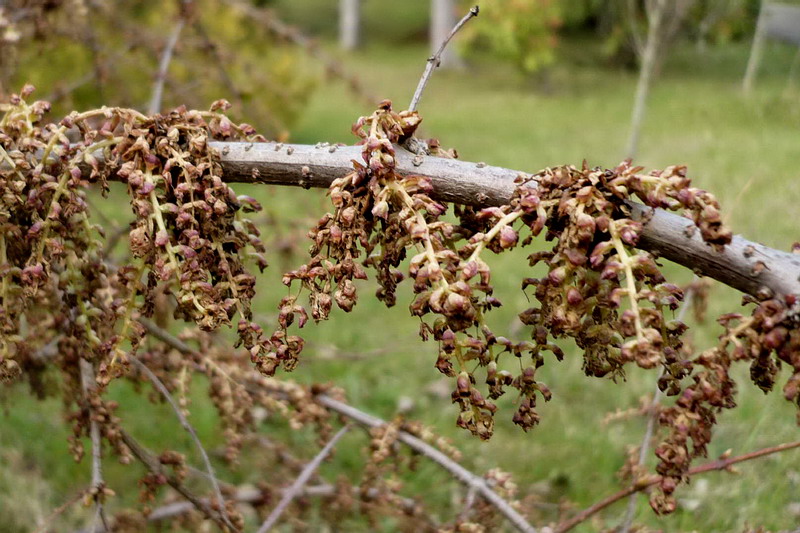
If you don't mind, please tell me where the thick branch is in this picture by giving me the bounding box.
[209,141,800,298]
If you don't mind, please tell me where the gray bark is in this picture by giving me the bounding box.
[207,141,800,298]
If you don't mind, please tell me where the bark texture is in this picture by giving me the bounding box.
[208,141,800,298]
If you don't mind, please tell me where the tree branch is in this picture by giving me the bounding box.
[202,141,800,298]
[127,354,235,531]
[134,319,533,533]
[222,0,378,106]
[119,429,229,530]
[316,395,537,533]
[555,439,800,533]
[255,425,351,532]
[148,12,186,115]
[619,284,696,532]
[409,5,479,112]
[78,359,108,533]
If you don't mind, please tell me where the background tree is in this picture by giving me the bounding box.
[339,0,361,51]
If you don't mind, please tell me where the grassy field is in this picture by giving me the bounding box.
[4,6,800,532]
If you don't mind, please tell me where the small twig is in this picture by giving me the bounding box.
[317,395,537,533]
[255,425,352,533]
[119,429,229,530]
[35,489,88,533]
[127,354,236,531]
[78,359,107,533]
[138,318,194,352]
[148,15,186,115]
[555,439,800,533]
[457,484,479,523]
[408,5,479,112]
[619,284,696,532]
[136,318,524,533]
[147,484,331,523]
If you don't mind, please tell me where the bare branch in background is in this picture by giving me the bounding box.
[148,7,187,115]
[317,395,537,533]
[133,318,534,533]
[119,429,230,530]
[222,0,378,106]
[619,284,696,533]
[625,0,666,159]
[409,5,479,112]
[127,353,235,531]
[555,439,800,532]
[255,425,352,532]
[78,359,108,533]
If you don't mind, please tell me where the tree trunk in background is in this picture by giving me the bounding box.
[339,0,361,51]
[625,0,668,159]
[430,0,463,69]
[743,1,766,94]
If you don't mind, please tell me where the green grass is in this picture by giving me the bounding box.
[5,23,800,533]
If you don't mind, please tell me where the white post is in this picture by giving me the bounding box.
[339,0,361,51]
[430,0,463,69]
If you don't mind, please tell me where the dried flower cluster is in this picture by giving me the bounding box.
[0,88,491,530]
[280,100,800,514]
[0,87,271,389]
[3,83,800,526]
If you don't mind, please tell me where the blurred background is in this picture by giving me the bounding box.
[2,0,800,531]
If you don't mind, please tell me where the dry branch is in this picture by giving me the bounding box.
[119,429,229,530]
[204,141,800,298]
[127,354,234,531]
[316,395,537,533]
[620,284,695,532]
[148,17,186,115]
[555,439,800,533]
[78,360,108,533]
[134,319,534,533]
[409,5,479,112]
[222,0,377,106]
[255,425,351,532]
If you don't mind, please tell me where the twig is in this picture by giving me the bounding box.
[132,320,530,531]
[555,439,800,533]
[457,484,479,523]
[35,489,88,533]
[255,425,352,533]
[619,284,696,532]
[191,21,245,107]
[78,359,107,533]
[127,354,236,531]
[146,484,332,523]
[408,5,479,112]
[148,15,186,115]
[119,429,230,530]
[316,395,537,533]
